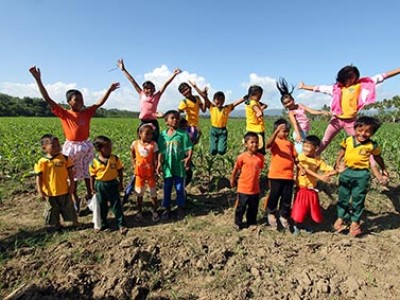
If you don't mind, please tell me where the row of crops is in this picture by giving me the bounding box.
[0,117,398,190]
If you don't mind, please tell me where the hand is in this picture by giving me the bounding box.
[109,82,120,92]
[173,68,182,75]
[255,110,263,119]
[29,66,41,80]
[320,174,332,183]
[182,157,191,170]
[230,178,237,188]
[298,165,306,176]
[117,59,125,71]
[156,111,164,118]
[336,163,346,173]
[276,123,287,133]
[188,80,196,87]
[156,165,162,176]
[91,189,96,195]
[203,87,209,95]
[298,81,305,90]
[295,133,302,143]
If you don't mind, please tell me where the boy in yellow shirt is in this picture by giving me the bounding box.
[189,80,246,155]
[335,116,388,237]
[90,136,127,234]
[34,134,79,231]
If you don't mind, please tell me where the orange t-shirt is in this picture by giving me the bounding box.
[268,138,297,180]
[52,105,97,141]
[235,152,265,194]
[131,140,158,178]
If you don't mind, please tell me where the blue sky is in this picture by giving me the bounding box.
[1,0,400,111]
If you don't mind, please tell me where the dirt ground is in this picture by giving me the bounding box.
[1,177,400,300]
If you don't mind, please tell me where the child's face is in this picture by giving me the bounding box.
[143,87,155,97]
[344,73,358,87]
[99,142,112,157]
[354,124,374,143]
[140,128,153,142]
[42,138,61,156]
[302,142,317,157]
[277,128,290,139]
[166,113,179,129]
[179,85,193,98]
[245,136,259,153]
[282,97,295,110]
[68,94,84,111]
[214,96,225,107]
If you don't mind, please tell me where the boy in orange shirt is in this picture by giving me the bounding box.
[230,132,265,230]
[265,119,297,229]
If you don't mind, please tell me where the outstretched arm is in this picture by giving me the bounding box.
[117,59,142,94]
[160,68,182,95]
[231,96,246,108]
[29,66,59,110]
[384,68,400,80]
[189,80,211,108]
[300,104,331,117]
[93,82,120,108]
[298,81,316,92]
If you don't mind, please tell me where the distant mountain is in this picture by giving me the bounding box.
[229,108,283,118]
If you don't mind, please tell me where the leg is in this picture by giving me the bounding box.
[123,175,136,203]
[234,193,248,227]
[246,194,260,226]
[279,180,294,219]
[350,170,370,224]
[162,177,174,209]
[59,194,79,226]
[217,128,228,155]
[266,179,282,214]
[175,176,186,208]
[337,170,352,222]
[209,127,219,155]
[46,197,61,227]
[317,117,343,154]
[109,187,126,229]
[95,181,109,229]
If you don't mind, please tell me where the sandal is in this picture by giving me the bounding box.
[120,227,128,235]
[267,214,278,228]
[333,219,348,233]
[349,223,362,237]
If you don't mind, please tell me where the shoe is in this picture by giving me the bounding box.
[161,210,170,220]
[267,214,277,227]
[134,212,144,222]
[152,211,160,222]
[120,227,128,235]
[279,217,290,229]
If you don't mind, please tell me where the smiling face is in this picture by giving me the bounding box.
[354,124,374,143]
[214,96,225,107]
[143,86,155,97]
[277,127,290,140]
[179,85,192,98]
[282,96,296,110]
[244,136,259,154]
[302,141,317,157]
[42,138,61,157]
[68,94,84,111]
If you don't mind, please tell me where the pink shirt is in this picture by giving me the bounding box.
[139,91,161,120]
[292,104,310,132]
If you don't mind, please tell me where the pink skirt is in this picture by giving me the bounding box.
[291,187,323,224]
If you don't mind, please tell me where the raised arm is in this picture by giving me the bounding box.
[189,80,211,108]
[300,104,331,117]
[266,124,286,149]
[384,68,400,80]
[93,82,120,108]
[231,96,246,108]
[298,81,316,92]
[29,66,59,110]
[117,59,142,94]
[160,68,182,95]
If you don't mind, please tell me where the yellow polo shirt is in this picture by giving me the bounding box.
[341,136,380,169]
[339,83,361,119]
[34,154,73,197]
[89,154,123,181]
[245,100,265,133]
[297,153,333,188]
[210,104,234,128]
[178,96,201,127]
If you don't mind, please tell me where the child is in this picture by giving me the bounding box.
[334,116,388,237]
[177,82,207,145]
[157,110,193,220]
[299,65,400,155]
[29,66,120,212]
[117,59,181,142]
[189,80,246,155]
[291,135,337,234]
[89,136,127,234]
[230,132,265,229]
[276,77,331,154]
[34,134,79,231]
[178,118,193,186]
[130,123,160,222]
[265,119,297,229]
[244,85,268,155]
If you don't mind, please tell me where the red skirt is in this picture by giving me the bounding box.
[291,187,323,224]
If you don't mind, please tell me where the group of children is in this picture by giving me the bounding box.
[30,62,399,237]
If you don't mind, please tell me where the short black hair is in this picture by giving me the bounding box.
[40,134,58,145]
[178,82,191,93]
[273,118,290,130]
[163,110,180,121]
[66,89,83,103]
[304,135,321,147]
[93,135,112,151]
[243,132,258,142]
[142,81,155,90]
[336,65,360,85]
[354,116,381,134]
[248,85,263,97]
[213,91,225,100]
